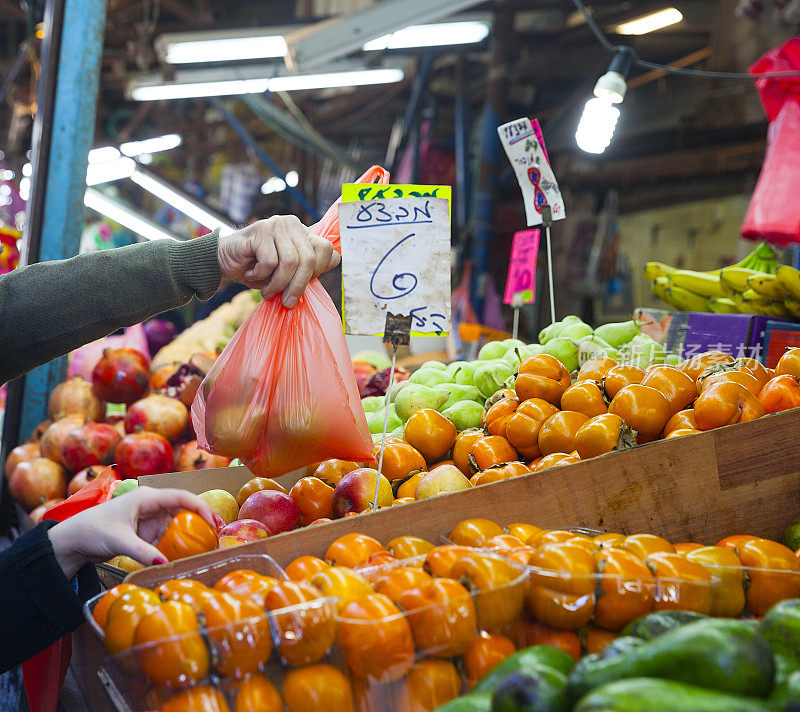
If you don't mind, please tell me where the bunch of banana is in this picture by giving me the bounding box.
[645,242,800,320]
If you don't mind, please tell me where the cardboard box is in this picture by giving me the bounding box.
[72,409,800,710]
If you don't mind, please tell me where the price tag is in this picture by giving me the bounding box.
[339,197,451,337]
[503,229,540,305]
[497,117,565,227]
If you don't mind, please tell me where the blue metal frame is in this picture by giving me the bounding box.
[17,0,108,440]
[211,98,321,222]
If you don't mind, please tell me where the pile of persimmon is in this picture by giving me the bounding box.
[347,349,800,501]
[439,516,800,659]
[93,531,530,712]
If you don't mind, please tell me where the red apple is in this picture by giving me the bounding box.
[60,423,121,472]
[218,518,272,546]
[332,468,393,517]
[238,490,299,535]
[115,431,174,477]
[92,348,150,404]
[125,394,189,442]
[67,465,109,496]
[9,458,68,511]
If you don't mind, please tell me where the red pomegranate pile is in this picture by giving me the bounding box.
[5,347,227,515]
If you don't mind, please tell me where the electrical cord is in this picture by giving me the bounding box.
[571,0,800,79]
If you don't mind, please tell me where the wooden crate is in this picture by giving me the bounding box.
[71,408,800,710]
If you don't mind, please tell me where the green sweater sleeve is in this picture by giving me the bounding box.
[0,231,221,384]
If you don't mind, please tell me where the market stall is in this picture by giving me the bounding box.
[5,1,800,712]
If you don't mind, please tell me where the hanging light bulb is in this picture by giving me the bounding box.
[576,46,634,154]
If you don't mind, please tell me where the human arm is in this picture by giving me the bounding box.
[0,215,339,384]
[0,487,213,673]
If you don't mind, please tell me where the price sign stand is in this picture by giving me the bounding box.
[373,313,412,511]
[511,292,524,340]
[542,205,557,326]
[338,196,451,511]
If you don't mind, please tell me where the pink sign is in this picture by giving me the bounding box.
[532,119,550,166]
[504,229,540,305]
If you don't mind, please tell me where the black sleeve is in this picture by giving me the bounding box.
[0,231,221,384]
[0,522,100,674]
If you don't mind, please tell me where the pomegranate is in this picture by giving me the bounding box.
[149,364,179,392]
[30,498,65,525]
[29,420,53,443]
[39,415,85,462]
[164,362,205,408]
[9,458,68,511]
[5,442,40,478]
[48,377,105,421]
[92,348,150,404]
[67,465,108,496]
[125,394,188,442]
[104,414,127,438]
[176,440,231,471]
[60,423,121,472]
[115,432,174,477]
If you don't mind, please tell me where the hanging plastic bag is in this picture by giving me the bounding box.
[192,166,389,477]
[741,38,800,245]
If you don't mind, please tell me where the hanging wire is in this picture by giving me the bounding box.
[571,0,800,79]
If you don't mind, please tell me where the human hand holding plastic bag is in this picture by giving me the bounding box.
[191,166,389,476]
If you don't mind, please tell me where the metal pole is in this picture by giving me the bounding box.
[2,0,108,521]
[454,53,469,236]
[386,52,434,172]
[211,97,321,222]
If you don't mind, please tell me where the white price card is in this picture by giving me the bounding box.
[498,117,566,227]
[339,197,451,337]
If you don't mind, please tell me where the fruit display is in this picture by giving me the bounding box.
[646,241,800,318]
[151,290,261,368]
[85,516,800,712]
[338,348,800,509]
[4,347,228,516]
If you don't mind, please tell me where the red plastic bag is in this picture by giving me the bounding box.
[741,38,800,244]
[191,166,389,477]
[741,97,800,245]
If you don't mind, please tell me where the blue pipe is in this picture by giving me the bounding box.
[16,0,108,441]
[470,104,501,318]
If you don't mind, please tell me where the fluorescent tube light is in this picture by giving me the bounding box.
[363,21,489,50]
[88,146,121,164]
[165,35,288,64]
[131,78,271,101]
[84,188,178,241]
[129,67,404,101]
[615,7,683,35]
[85,157,136,186]
[267,68,404,92]
[120,134,182,157]
[130,169,234,235]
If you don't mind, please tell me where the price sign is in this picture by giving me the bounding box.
[339,197,451,337]
[503,229,540,305]
[498,117,565,227]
